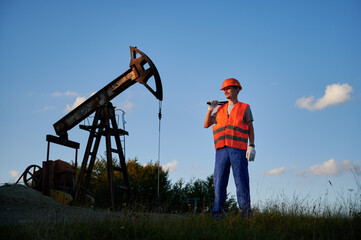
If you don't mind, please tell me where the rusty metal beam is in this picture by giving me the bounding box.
[53,47,163,139]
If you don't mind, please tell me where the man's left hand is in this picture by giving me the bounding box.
[246,147,256,162]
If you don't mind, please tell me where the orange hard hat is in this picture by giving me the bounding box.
[220,78,242,90]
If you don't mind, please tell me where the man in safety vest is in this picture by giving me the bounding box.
[204,78,255,218]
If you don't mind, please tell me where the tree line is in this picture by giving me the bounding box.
[85,156,238,213]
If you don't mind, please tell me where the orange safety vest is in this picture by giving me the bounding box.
[212,102,249,151]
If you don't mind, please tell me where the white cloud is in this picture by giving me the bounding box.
[64,96,86,112]
[51,91,79,97]
[9,170,19,179]
[296,83,353,111]
[51,91,89,113]
[117,93,135,112]
[262,167,286,176]
[119,100,135,112]
[162,160,178,173]
[301,158,361,176]
[310,158,339,176]
[341,160,361,172]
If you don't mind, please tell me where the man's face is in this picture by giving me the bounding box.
[224,86,239,99]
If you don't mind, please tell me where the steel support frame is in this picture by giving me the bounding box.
[74,102,131,210]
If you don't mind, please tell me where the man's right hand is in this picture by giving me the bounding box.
[208,100,218,111]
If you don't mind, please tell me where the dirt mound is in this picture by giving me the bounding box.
[0,184,115,226]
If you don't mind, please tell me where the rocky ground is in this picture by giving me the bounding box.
[0,184,117,226]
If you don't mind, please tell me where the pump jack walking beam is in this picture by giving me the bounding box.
[53,47,163,139]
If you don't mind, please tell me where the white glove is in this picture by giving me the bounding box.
[246,147,256,162]
[208,100,218,111]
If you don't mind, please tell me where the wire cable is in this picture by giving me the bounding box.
[157,100,162,200]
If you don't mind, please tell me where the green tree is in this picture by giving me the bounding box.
[126,158,171,208]
[86,156,171,209]
[169,174,238,214]
[86,155,118,208]
[168,179,187,213]
[184,176,214,213]
[84,155,239,213]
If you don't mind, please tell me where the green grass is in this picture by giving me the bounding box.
[1,208,360,240]
[1,184,361,240]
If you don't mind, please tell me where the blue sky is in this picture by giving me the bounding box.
[1,0,360,207]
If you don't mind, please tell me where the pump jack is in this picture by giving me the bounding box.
[17,47,163,210]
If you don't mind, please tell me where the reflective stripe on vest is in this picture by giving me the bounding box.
[212,102,249,150]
